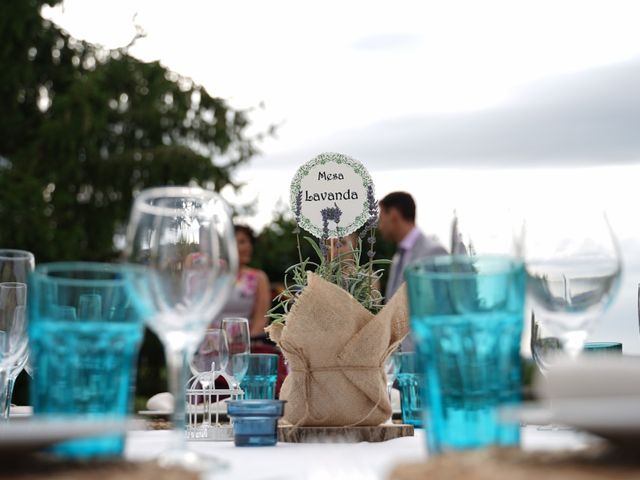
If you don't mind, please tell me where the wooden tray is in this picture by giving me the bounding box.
[388,446,640,480]
[278,423,414,443]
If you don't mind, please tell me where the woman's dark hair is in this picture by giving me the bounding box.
[234,224,256,247]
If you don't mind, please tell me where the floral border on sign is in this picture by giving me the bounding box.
[290,152,374,239]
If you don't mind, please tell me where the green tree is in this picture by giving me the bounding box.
[1,0,268,405]
[0,0,266,262]
[250,205,315,284]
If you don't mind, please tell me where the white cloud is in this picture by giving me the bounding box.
[44,0,640,156]
[256,57,640,168]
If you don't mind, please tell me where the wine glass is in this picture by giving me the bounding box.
[5,343,29,418]
[222,317,250,391]
[0,249,34,419]
[449,208,523,257]
[524,210,622,358]
[637,283,640,335]
[125,186,237,470]
[190,329,228,426]
[384,352,399,402]
[530,312,562,376]
[529,311,565,431]
[0,283,28,420]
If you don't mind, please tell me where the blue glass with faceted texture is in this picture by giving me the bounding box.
[395,352,424,427]
[405,255,525,454]
[28,263,144,458]
[240,354,278,400]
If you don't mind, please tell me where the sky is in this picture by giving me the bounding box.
[43,0,640,352]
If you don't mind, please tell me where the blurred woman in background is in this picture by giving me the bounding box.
[212,225,270,338]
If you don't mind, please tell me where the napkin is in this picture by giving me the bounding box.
[528,356,640,437]
[146,392,174,412]
[9,405,32,417]
[145,392,229,414]
[534,356,640,400]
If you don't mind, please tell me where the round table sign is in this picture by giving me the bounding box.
[290,152,374,239]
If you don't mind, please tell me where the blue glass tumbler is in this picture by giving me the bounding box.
[28,262,145,458]
[394,352,424,427]
[405,255,525,454]
[240,354,278,400]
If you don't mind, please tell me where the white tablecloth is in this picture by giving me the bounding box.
[125,427,597,480]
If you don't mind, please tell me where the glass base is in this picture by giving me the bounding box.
[157,448,229,472]
[233,433,277,447]
[185,424,234,442]
[50,434,124,458]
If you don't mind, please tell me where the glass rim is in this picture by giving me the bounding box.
[584,341,622,349]
[226,399,285,416]
[0,282,27,289]
[247,353,279,359]
[404,254,524,280]
[0,249,35,261]
[222,317,249,324]
[393,351,416,357]
[31,262,145,287]
[227,399,285,405]
[132,186,222,217]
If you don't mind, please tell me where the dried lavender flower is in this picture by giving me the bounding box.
[294,190,303,221]
[293,189,304,262]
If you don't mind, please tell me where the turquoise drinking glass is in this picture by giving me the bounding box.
[28,262,145,458]
[240,354,278,400]
[394,352,424,427]
[583,342,622,355]
[405,255,526,454]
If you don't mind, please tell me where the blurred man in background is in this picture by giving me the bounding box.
[378,192,448,351]
[378,191,447,301]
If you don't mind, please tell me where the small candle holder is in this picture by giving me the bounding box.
[227,400,286,446]
[186,371,244,441]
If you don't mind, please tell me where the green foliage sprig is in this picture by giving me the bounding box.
[267,236,390,325]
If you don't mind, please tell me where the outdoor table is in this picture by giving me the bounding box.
[123,426,597,480]
[0,425,625,480]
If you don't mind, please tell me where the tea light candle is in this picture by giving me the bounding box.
[227,400,285,446]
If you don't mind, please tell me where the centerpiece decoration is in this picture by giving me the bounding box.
[267,152,409,427]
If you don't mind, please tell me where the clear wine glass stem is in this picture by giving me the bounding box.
[164,346,189,451]
[3,376,15,419]
[0,371,9,422]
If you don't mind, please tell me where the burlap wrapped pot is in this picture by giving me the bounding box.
[267,273,409,426]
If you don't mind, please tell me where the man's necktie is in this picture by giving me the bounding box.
[389,247,407,298]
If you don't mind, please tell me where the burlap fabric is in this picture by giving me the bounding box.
[267,273,409,426]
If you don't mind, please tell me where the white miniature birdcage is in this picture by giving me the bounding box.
[186,370,244,441]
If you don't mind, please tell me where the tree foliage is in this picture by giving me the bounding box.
[250,206,316,284]
[0,0,264,261]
